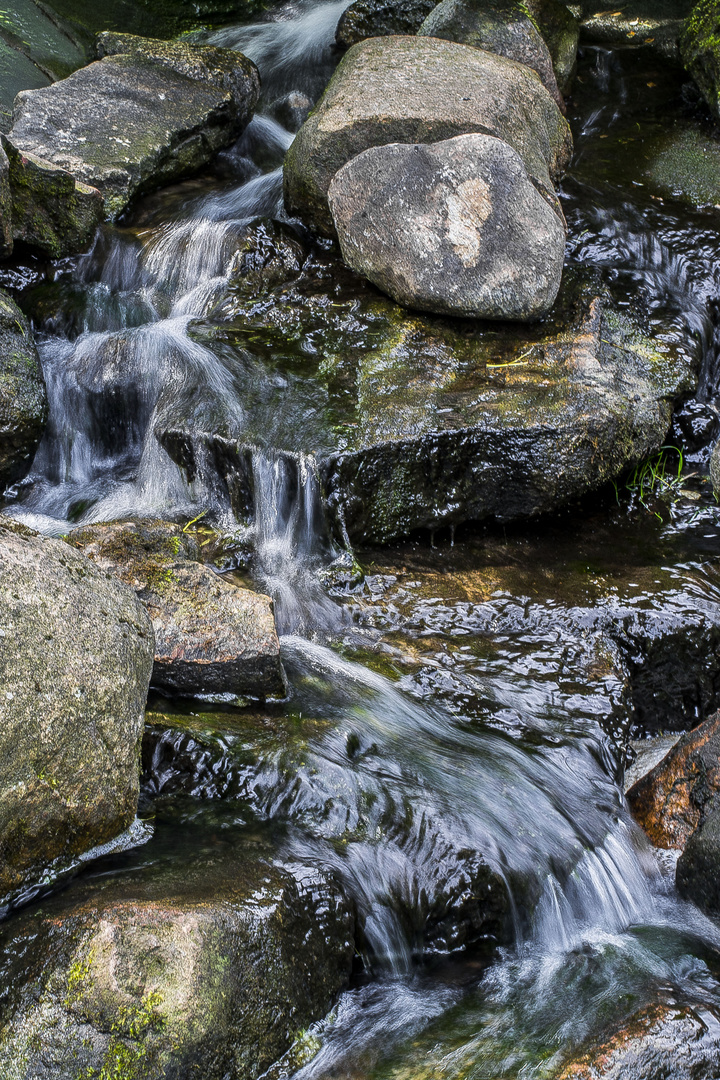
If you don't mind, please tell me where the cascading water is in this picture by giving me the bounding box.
[3,5,720,1078]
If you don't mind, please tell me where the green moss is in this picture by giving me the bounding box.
[76,991,165,1080]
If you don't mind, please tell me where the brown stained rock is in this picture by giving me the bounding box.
[627,710,720,849]
[556,1001,720,1080]
[69,520,286,700]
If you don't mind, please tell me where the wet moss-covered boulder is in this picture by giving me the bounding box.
[44,0,267,43]
[69,520,286,699]
[335,0,437,46]
[578,0,694,60]
[418,0,563,109]
[681,0,720,120]
[0,830,354,1078]
[1,134,103,258]
[525,0,578,94]
[9,35,260,220]
[0,519,153,901]
[283,35,572,236]
[0,289,47,489]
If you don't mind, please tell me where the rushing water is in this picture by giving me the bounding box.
[3,5,720,1077]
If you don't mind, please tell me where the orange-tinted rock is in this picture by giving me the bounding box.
[626,710,720,849]
[557,1001,720,1080]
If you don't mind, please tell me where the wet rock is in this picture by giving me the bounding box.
[0,829,354,1078]
[335,0,437,46]
[418,0,564,109]
[69,520,286,699]
[574,0,694,61]
[525,0,579,95]
[556,1001,720,1080]
[283,35,572,236]
[1,134,103,258]
[711,438,720,498]
[44,0,268,43]
[269,90,313,133]
[328,132,566,320]
[677,803,720,910]
[226,218,306,300]
[627,711,720,848]
[0,519,153,900]
[0,288,47,489]
[623,734,681,790]
[9,35,260,220]
[0,143,12,257]
[682,0,720,122]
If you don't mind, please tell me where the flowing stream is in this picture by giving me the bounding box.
[4,4,720,1077]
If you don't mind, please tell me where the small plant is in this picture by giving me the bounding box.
[613,446,696,518]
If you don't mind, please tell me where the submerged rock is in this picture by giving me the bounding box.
[328,133,566,319]
[556,1001,720,1079]
[0,289,47,489]
[418,0,564,109]
[335,0,437,46]
[627,711,720,848]
[9,35,260,220]
[69,520,286,700]
[0,828,354,1078]
[1,133,103,258]
[283,35,572,237]
[681,0,720,121]
[0,519,153,900]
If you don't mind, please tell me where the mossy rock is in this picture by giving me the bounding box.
[335,0,437,46]
[681,0,720,120]
[575,0,695,60]
[0,287,47,488]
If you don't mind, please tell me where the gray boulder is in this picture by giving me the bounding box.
[418,0,563,109]
[0,519,153,900]
[283,34,572,237]
[328,133,566,319]
[69,520,286,699]
[9,35,260,221]
[0,835,354,1078]
[335,0,437,46]
[0,289,47,489]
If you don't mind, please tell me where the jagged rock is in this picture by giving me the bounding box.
[0,519,153,900]
[682,0,720,121]
[1,134,103,258]
[9,34,260,220]
[556,1002,720,1080]
[69,520,286,699]
[627,711,720,848]
[328,132,566,319]
[283,35,572,236]
[0,288,47,489]
[335,0,436,46]
[0,831,354,1078]
[418,0,564,109]
[577,0,694,61]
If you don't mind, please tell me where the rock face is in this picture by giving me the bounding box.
[0,835,354,1078]
[418,0,564,109]
[9,35,260,220]
[0,519,154,900]
[283,35,572,237]
[677,804,720,911]
[682,0,720,121]
[335,0,437,46]
[69,520,286,699]
[626,712,720,848]
[1,134,103,258]
[0,289,47,490]
[328,133,566,320]
[556,1002,720,1080]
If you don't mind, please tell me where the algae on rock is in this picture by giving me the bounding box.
[0,288,47,489]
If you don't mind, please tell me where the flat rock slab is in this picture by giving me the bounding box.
[0,831,354,1078]
[0,519,153,899]
[575,0,694,59]
[9,36,260,220]
[328,133,566,319]
[0,288,47,489]
[69,520,286,699]
[283,34,572,236]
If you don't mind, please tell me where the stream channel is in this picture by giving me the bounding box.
[4,3,720,1077]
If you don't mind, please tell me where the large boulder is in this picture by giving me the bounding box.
[1,134,103,258]
[0,519,154,900]
[335,0,437,46]
[69,520,286,699]
[681,0,720,121]
[0,289,47,490]
[417,0,564,109]
[524,0,579,95]
[9,35,260,220]
[328,132,566,319]
[626,711,720,848]
[283,35,572,237]
[0,831,354,1078]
